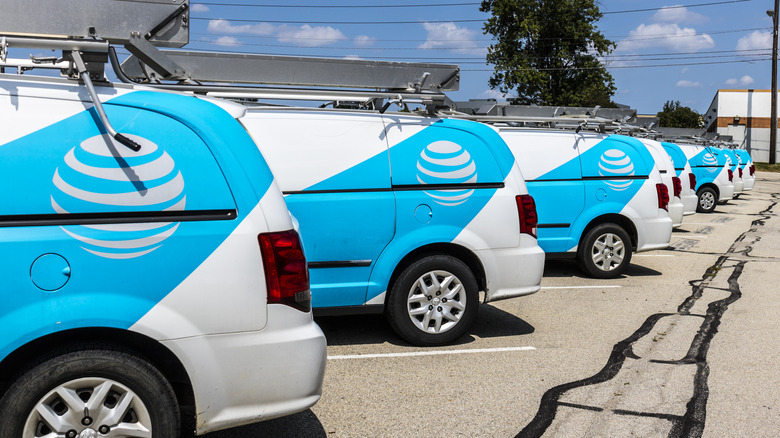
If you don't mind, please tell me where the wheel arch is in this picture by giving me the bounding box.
[386,243,486,300]
[0,327,195,426]
[697,182,720,199]
[579,214,639,252]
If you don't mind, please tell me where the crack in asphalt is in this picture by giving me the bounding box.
[516,196,777,438]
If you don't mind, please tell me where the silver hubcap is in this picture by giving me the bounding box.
[590,233,625,272]
[23,377,152,438]
[406,270,466,334]
[700,192,715,210]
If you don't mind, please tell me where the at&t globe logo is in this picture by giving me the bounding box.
[416,141,477,206]
[598,149,634,191]
[702,152,718,173]
[51,134,185,259]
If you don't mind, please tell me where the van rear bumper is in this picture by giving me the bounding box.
[161,305,327,435]
[635,215,673,252]
[479,237,545,303]
[668,200,684,227]
[682,193,698,215]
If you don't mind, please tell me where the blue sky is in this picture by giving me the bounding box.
[32,1,749,115]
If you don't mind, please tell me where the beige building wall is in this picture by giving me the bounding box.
[704,89,779,162]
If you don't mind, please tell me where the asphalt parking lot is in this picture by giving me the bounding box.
[207,172,780,438]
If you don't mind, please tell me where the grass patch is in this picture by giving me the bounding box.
[755,162,780,173]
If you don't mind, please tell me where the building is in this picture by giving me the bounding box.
[704,89,779,162]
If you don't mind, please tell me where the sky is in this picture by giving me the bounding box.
[111,1,780,114]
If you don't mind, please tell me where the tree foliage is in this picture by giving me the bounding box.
[480,0,617,107]
[657,100,704,128]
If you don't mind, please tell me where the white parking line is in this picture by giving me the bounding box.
[542,285,622,289]
[328,346,535,360]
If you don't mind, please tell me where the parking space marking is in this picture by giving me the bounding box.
[541,285,622,290]
[328,346,535,360]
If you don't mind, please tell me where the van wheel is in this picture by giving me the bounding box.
[387,255,479,346]
[697,187,717,213]
[578,223,632,279]
[0,347,180,438]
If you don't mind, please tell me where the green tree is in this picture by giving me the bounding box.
[657,101,703,128]
[480,0,617,107]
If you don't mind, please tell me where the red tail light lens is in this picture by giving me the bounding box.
[689,173,696,190]
[516,194,538,238]
[739,168,743,178]
[656,183,669,211]
[259,230,311,312]
[750,165,755,176]
[672,177,682,198]
[727,169,733,182]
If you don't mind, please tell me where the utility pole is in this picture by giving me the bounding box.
[770,0,779,164]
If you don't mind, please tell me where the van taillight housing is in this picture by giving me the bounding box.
[727,169,733,182]
[672,177,682,198]
[516,195,538,238]
[656,183,669,211]
[739,168,743,178]
[689,173,696,190]
[259,230,311,312]
[750,165,755,176]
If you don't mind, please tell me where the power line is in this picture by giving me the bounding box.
[462,58,768,71]
[601,0,751,15]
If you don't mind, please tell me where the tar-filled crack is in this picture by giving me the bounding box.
[516,196,777,438]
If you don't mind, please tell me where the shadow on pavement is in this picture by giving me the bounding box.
[201,409,325,438]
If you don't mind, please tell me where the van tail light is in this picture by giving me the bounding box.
[672,177,682,198]
[738,168,743,178]
[656,183,669,211]
[689,173,696,190]
[516,194,538,238]
[750,165,755,176]
[727,169,733,182]
[259,230,311,312]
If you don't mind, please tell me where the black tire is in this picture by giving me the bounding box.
[697,186,718,213]
[0,346,180,438]
[386,255,479,346]
[577,223,632,279]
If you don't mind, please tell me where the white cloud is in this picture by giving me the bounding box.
[681,67,689,74]
[652,6,706,24]
[619,23,714,52]
[190,4,209,12]
[737,30,772,51]
[677,80,701,87]
[276,24,347,46]
[354,35,377,47]
[214,36,242,47]
[418,22,487,56]
[478,89,512,99]
[207,19,275,36]
[725,75,755,86]
[344,55,363,60]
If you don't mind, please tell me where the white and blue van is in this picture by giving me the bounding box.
[493,129,673,278]
[677,143,735,213]
[719,147,744,196]
[637,138,685,227]
[660,141,698,216]
[0,74,327,436]
[239,108,545,345]
[734,148,756,190]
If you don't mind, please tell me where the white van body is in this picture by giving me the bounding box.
[660,141,698,216]
[638,138,685,227]
[677,143,735,213]
[494,129,672,278]
[239,107,545,345]
[0,74,326,436]
[735,149,756,190]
